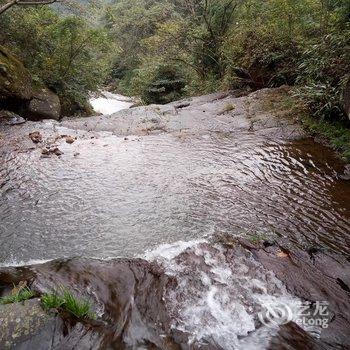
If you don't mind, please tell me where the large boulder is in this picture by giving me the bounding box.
[0,45,33,101]
[27,87,61,121]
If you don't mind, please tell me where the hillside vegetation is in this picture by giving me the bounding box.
[0,0,349,127]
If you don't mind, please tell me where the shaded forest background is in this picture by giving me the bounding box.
[0,0,349,123]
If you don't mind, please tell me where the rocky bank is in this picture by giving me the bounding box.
[0,45,61,121]
[0,239,349,350]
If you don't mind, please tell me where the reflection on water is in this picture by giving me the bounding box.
[0,130,349,263]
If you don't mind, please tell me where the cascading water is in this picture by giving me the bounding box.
[144,240,308,349]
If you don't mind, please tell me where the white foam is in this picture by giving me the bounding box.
[0,258,52,267]
[144,239,306,349]
[143,239,207,262]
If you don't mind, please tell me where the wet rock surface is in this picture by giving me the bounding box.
[268,322,329,350]
[0,87,349,349]
[0,110,26,125]
[62,87,305,140]
[0,241,349,349]
[239,239,350,349]
[0,87,349,259]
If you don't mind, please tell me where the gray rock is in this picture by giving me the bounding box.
[27,88,61,121]
[0,298,58,350]
[0,110,26,125]
[7,116,26,125]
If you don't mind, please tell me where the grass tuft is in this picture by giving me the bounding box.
[41,287,96,320]
[41,292,64,310]
[0,287,35,305]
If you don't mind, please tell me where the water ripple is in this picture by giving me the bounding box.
[0,131,349,262]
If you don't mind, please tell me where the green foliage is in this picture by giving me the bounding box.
[0,5,115,114]
[106,0,239,102]
[41,287,96,319]
[248,233,269,244]
[106,0,349,133]
[41,292,64,310]
[132,64,186,104]
[296,27,350,121]
[104,0,175,74]
[0,287,35,305]
[1,0,348,128]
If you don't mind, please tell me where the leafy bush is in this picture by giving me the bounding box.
[106,0,349,127]
[296,27,350,121]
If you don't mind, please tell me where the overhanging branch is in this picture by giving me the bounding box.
[0,0,58,15]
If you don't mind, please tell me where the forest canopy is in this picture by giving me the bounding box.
[0,0,349,121]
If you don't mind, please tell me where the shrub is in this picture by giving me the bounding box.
[131,64,186,104]
[295,28,350,121]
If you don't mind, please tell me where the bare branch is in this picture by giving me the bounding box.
[0,0,58,16]
[16,0,57,5]
[0,0,17,15]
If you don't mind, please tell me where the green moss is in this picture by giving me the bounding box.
[0,45,33,100]
[247,233,269,243]
[219,103,236,115]
[41,288,96,320]
[0,288,35,305]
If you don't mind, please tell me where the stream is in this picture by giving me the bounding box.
[0,89,349,349]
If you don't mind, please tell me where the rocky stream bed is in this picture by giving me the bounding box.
[0,87,349,349]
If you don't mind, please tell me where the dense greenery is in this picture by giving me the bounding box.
[107,0,349,122]
[0,2,115,114]
[0,0,348,126]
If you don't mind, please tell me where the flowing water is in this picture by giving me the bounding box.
[0,126,349,263]
[0,90,349,348]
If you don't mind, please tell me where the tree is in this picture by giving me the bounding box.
[0,5,114,114]
[0,0,57,16]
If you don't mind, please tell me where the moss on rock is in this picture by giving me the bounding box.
[0,45,33,101]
